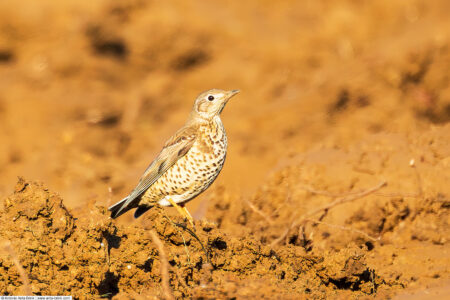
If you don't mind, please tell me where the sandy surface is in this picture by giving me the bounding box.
[0,0,449,298]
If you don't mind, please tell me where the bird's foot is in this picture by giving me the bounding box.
[167,198,195,229]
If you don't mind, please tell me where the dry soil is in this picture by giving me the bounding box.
[0,0,449,299]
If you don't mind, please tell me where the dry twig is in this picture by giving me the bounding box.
[149,230,174,300]
[299,180,387,222]
[269,212,298,247]
[246,200,274,225]
[304,218,380,242]
[3,241,31,295]
[161,209,191,265]
[271,180,387,246]
[301,183,417,199]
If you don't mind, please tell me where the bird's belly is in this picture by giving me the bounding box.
[144,141,227,206]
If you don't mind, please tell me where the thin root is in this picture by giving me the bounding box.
[272,180,387,246]
[305,218,380,242]
[246,200,274,225]
[149,230,174,300]
[3,241,31,295]
[161,210,191,266]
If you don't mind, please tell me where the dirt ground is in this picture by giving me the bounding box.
[0,0,449,298]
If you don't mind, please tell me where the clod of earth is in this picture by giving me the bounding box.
[1,178,391,298]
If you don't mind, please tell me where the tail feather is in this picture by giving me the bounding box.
[109,197,135,219]
[134,206,152,219]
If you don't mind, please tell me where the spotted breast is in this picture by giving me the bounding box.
[140,115,227,207]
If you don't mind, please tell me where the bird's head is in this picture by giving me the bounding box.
[191,89,239,120]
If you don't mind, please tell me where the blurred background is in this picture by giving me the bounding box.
[0,0,449,216]
[1,1,450,297]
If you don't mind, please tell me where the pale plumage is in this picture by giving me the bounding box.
[109,89,239,222]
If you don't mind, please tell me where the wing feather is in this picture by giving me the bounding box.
[111,125,197,217]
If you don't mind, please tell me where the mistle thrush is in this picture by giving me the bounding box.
[109,89,239,225]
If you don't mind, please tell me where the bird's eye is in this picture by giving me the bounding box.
[208,95,214,101]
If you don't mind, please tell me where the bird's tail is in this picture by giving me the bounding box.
[109,197,133,219]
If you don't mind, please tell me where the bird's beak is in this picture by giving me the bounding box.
[227,89,240,99]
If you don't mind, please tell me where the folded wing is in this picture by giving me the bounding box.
[109,125,197,218]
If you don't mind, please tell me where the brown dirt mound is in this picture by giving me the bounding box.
[209,126,450,249]
[206,124,450,297]
[1,178,394,298]
[1,0,450,298]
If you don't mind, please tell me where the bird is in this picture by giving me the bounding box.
[109,89,239,225]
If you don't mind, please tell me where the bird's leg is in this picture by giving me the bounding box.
[167,198,194,227]
[182,206,194,224]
